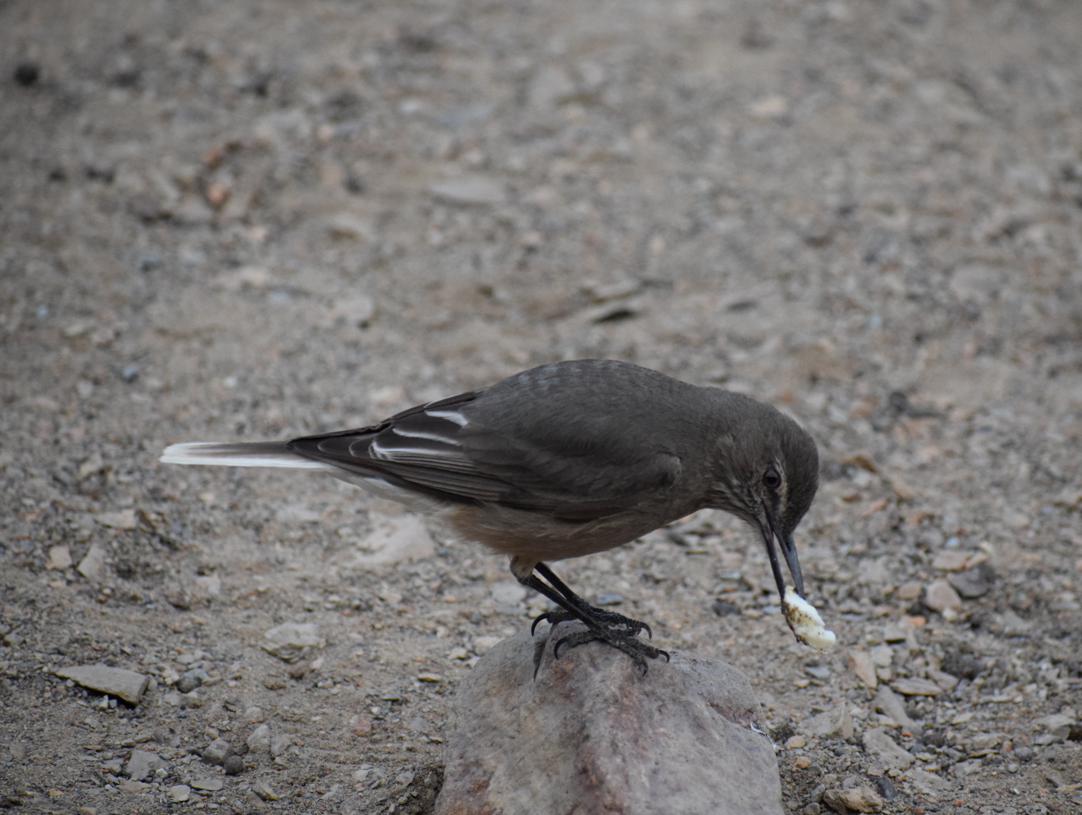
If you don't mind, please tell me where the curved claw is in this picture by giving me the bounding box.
[531,612,553,635]
[553,634,570,660]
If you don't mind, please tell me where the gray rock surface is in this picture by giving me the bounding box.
[124,749,164,781]
[55,665,150,705]
[436,624,782,815]
[862,728,915,771]
[800,701,854,740]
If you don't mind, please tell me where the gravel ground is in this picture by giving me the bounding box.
[2,1,1081,813]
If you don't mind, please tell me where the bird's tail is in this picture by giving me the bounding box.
[160,441,327,470]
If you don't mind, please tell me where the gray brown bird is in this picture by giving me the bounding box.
[161,359,820,670]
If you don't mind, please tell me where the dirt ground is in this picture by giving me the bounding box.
[2,1,1081,813]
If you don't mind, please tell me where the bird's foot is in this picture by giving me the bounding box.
[531,606,653,638]
[552,626,670,675]
[531,607,667,673]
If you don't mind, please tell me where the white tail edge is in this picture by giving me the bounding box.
[160,442,327,469]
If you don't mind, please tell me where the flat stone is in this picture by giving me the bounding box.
[862,728,914,771]
[202,738,234,766]
[528,65,575,108]
[894,581,923,601]
[994,609,1032,637]
[928,670,959,691]
[176,667,210,693]
[327,212,374,241]
[76,543,108,582]
[800,702,853,740]
[329,294,375,326]
[429,176,507,206]
[124,750,164,781]
[95,509,138,530]
[270,735,290,758]
[931,550,970,571]
[46,545,73,570]
[924,580,963,613]
[849,650,878,689]
[262,622,322,662]
[247,724,272,754]
[348,515,436,567]
[902,768,953,798]
[870,645,893,668]
[823,785,883,813]
[890,677,942,696]
[167,784,190,803]
[489,580,527,607]
[56,665,150,704]
[948,562,995,598]
[191,777,224,791]
[872,686,917,733]
[436,624,783,815]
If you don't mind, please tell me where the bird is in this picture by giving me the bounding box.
[161,359,820,671]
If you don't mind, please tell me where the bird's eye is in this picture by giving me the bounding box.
[763,468,781,490]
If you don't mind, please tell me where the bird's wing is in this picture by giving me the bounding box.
[287,389,682,520]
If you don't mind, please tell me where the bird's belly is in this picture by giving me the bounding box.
[445,502,671,563]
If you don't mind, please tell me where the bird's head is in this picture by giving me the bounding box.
[706,396,820,601]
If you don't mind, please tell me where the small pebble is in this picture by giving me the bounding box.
[14,61,40,86]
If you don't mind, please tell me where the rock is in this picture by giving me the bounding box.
[901,769,953,798]
[124,750,164,781]
[262,622,322,662]
[875,776,897,800]
[95,509,138,530]
[167,784,190,803]
[252,781,279,801]
[214,265,273,292]
[822,785,882,813]
[894,582,922,601]
[351,715,373,737]
[46,545,73,570]
[56,665,150,704]
[327,212,374,241]
[924,580,963,614]
[348,515,436,567]
[176,667,210,693]
[889,677,942,696]
[247,724,272,754]
[191,777,223,791]
[928,669,959,691]
[429,176,507,206]
[224,754,245,775]
[951,758,983,777]
[436,625,783,815]
[849,650,878,689]
[528,65,575,108]
[862,728,914,771]
[994,609,1032,636]
[471,635,503,655]
[931,550,969,571]
[800,702,853,740]
[490,580,527,607]
[948,562,994,598]
[329,294,376,326]
[76,543,108,582]
[871,686,917,733]
[270,735,291,758]
[202,738,234,766]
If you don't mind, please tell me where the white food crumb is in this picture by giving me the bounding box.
[783,586,837,652]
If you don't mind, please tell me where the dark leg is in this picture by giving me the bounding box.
[514,561,668,674]
[532,563,653,639]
